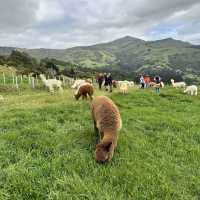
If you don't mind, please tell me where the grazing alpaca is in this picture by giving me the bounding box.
[119,82,128,94]
[40,74,63,93]
[184,85,198,96]
[91,96,122,163]
[74,83,94,100]
[117,80,134,88]
[171,79,186,88]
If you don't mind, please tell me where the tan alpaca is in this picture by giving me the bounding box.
[91,96,122,163]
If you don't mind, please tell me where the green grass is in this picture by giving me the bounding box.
[0,86,200,200]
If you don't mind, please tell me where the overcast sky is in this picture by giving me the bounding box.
[0,0,200,49]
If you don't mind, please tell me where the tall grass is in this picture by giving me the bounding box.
[0,86,200,200]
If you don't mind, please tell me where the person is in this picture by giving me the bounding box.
[154,75,161,94]
[140,76,145,89]
[97,73,104,90]
[107,73,113,92]
[104,73,108,91]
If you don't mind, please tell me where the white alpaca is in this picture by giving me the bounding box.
[118,80,133,87]
[160,81,165,88]
[71,79,87,89]
[119,82,128,94]
[171,79,186,88]
[184,85,198,96]
[129,81,135,87]
[40,74,63,93]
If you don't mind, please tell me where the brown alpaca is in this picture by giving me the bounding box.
[91,96,122,163]
[112,80,117,88]
[74,83,94,100]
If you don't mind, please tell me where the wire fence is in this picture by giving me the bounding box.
[0,73,73,91]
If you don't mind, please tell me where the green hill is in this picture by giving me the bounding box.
[0,36,200,82]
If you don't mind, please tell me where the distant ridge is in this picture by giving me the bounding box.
[1,36,200,81]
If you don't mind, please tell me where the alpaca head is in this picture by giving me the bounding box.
[74,94,79,100]
[170,79,174,83]
[95,141,112,163]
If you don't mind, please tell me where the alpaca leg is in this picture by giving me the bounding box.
[108,143,115,161]
[96,130,103,144]
[93,123,99,144]
[59,86,63,94]
[49,86,54,94]
[113,134,119,148]
[89,93,93,100]
[93,120,98,134]
[195,91,197,96]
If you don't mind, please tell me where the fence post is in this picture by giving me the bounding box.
[31,77,35,89]
[12,73,15,87]
[35,75,38,85]
[28,75,31,85]
[20,75,23,84]
[15,76,19,89]
[3,73,6,85]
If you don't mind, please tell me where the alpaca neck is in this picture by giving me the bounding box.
[102,132,115,143]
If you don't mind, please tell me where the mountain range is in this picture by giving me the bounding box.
[0,36,200,82]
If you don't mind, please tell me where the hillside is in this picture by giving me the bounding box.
[1,36,200,82]
[0,86,200,199]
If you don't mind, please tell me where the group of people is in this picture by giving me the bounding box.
[140,75,162,93]
[96,73,113,92]
[96,73,162,94]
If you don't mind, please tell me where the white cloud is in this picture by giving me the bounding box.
[0,0,200,48]
[36,0,66,22]
[0,0,38,32]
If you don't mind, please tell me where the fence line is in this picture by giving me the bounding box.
[0,73,72,90]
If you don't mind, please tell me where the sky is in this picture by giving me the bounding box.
[0,0,200,49]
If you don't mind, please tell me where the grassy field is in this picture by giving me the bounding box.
[0,85,200,200]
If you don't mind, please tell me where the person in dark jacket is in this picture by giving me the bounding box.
[97,73,104,90]
[107,73,113,92]
[154,75,161,93]
[104,73,108,91]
